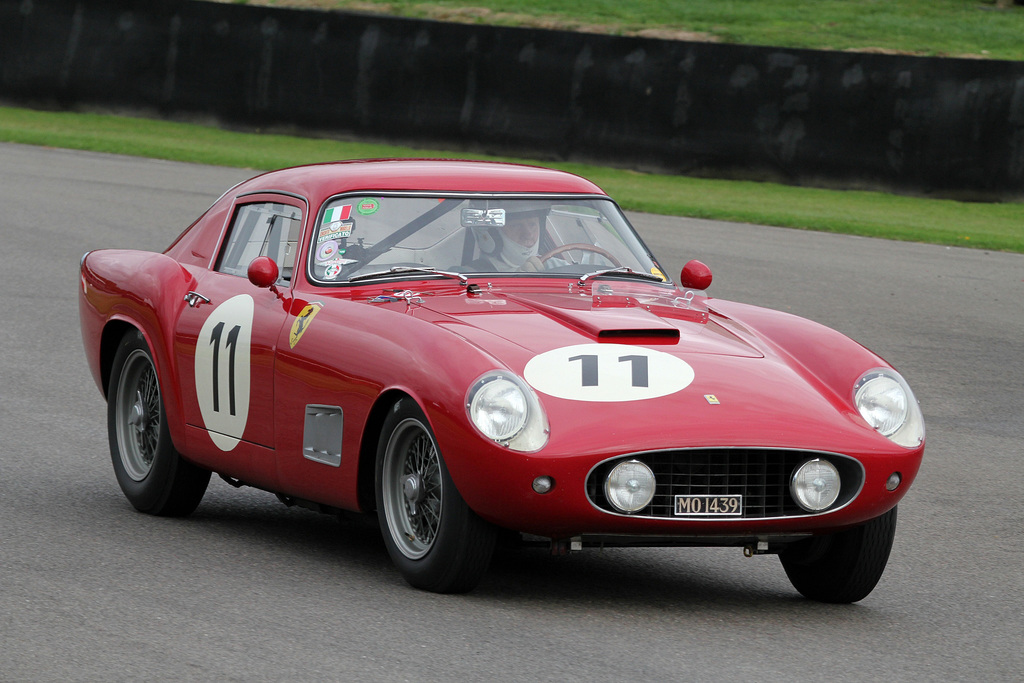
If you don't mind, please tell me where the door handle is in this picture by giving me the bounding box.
[184,291,211,308]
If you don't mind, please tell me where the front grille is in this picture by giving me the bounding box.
[587,449,861,519]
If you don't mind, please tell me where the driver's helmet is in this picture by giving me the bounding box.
[474,200,550,255]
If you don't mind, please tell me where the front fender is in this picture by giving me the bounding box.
[707,299,892,411]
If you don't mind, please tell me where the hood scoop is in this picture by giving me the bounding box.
[418,289,762,358]
[598,327,679,341]
[507,293,701,342]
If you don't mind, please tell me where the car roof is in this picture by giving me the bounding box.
[230,159,607,204]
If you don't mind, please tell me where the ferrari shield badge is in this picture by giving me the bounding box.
[289,302,322,348]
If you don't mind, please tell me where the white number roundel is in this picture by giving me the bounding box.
[524,344,694,402]
[194,294,254,450]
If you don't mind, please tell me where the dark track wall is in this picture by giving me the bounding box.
[2,0,1023,199]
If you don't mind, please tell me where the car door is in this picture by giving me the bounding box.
[174,195,304,487]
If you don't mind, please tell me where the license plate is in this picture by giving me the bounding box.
[674,494,743,516]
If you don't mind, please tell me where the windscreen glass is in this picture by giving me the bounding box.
[308,195,666,284]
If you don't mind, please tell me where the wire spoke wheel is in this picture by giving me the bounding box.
[381,418,444,559]
[114,349,161,481]
[107,330,210,516]
[375,399,497,592]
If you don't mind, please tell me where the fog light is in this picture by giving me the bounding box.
[532,476,554,494]
[605,460,656,513]
[886,472,902,492]
[791,458,841,512]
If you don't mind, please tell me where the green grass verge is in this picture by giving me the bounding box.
[2,105,1022,253]
[236,0,1024,61]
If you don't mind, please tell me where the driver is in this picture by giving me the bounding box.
[498,209,544,271]
[474,206,551,272]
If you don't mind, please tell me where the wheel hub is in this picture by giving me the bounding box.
[403,473,424,515]
[127,390,149,433]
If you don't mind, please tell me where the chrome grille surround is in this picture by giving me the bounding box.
[586,448,865,520]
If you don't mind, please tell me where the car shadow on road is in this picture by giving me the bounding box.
[480,544,799,607]
[105,482,887,616]
[183,492,801,608]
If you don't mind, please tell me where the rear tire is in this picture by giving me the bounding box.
[108,330,210,516]
[375,398,496,593]
[780,506,898,603]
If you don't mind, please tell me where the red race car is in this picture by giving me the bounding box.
[80,160,924,602]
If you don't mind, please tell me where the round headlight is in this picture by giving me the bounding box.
[790,458,841,512]
[466,371,549,451]
[855,373,907,436]
[605,460,656,513]
[853,368,924,448]
[468,376,527,442]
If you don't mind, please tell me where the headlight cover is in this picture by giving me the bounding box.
[466,371,549,451]
[853,368,925,448]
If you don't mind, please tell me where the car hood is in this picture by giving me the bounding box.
[399,285,884,454]
[418,288,764,359]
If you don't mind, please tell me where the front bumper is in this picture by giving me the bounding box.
[451,442,923,542]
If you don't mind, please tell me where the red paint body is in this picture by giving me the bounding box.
[80,160,923,544]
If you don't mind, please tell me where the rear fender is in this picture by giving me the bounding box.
[80,249,198,452]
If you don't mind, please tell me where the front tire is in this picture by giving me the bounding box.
[780,506,898,603]
[375,398,496,593]
[108,330,210,516]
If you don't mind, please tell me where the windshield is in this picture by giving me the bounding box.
[307,195,667,284]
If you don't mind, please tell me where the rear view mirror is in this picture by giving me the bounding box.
[461,208,505,228]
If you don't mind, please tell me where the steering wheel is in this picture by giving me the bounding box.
[538,243,621,267]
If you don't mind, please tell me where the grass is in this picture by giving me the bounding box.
[3,105,1022,253]
[223,0,1024,61]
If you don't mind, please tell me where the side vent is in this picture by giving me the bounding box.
[303,405,344,467]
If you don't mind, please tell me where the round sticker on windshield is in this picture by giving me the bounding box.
[316,240,339,262]
[357,198,380,215]
[524,344,694,402]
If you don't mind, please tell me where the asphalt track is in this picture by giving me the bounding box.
[1,142,1022,681]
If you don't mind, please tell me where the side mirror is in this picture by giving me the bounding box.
[247,256,280,288]
[679,259,713,290]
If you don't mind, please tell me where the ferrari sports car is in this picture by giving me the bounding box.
[80,159,924,603]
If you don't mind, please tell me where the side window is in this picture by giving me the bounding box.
[217,202,303,281]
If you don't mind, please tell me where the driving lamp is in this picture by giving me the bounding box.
[605,460,656,513]
[791,458,841,512]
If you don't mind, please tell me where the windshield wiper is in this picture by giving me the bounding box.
[577,266,665,287]
[348,266,468,285]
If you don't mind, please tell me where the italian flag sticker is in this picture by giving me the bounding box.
[322,205,352,224]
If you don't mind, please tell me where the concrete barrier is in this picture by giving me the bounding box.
[2,0,1022,199]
